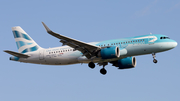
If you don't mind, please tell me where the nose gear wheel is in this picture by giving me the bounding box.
[152,53,158,63]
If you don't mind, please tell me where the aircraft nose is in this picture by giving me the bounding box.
[172,41,178,48]
[160,40,177,50]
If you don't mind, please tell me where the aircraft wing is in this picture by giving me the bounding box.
[42,22,100,59]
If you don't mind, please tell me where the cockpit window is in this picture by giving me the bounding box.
[160,37,170,39]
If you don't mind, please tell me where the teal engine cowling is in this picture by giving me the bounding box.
[118,57,136,69]
[97,46,120,59]
[111,57,136,69]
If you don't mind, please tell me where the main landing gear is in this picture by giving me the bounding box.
[100,67,107,75]
[98,62,108,75]
[88,62,95,69]
[152,53,158,63]
[88,62,108,75]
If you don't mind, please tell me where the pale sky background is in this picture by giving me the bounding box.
[0,0,180,101]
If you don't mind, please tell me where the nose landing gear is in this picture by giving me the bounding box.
[153,59,158,63]
[152,53,158,63]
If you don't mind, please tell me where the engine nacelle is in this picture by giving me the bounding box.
[98,46,120,59]
[118,57,136,69]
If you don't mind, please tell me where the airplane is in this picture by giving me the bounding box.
[4,22,178,75]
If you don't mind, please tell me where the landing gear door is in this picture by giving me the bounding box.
[39,50,44,60]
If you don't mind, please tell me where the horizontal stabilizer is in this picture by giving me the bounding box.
[4,50,30,58]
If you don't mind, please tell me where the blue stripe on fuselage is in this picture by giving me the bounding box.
[94,34,175,48]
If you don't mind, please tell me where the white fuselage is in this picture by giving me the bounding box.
[17,35,177,65]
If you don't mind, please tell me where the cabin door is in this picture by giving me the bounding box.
[39,50,44,60]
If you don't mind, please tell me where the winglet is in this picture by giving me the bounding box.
[42,22,52,33]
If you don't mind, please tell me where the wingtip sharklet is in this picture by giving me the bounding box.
[42,22,52,33]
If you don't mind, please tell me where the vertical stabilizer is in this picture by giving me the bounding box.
[12,26,42,53]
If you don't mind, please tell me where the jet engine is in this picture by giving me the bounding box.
[97,46,120,59]
[111,57,137,69]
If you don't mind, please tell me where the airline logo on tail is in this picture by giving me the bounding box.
[12,26,41,53]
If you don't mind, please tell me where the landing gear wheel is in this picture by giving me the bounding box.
[153,59,158,63]
[152,53,158,64]
[100,68,107,75]
[88,62,95,69]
